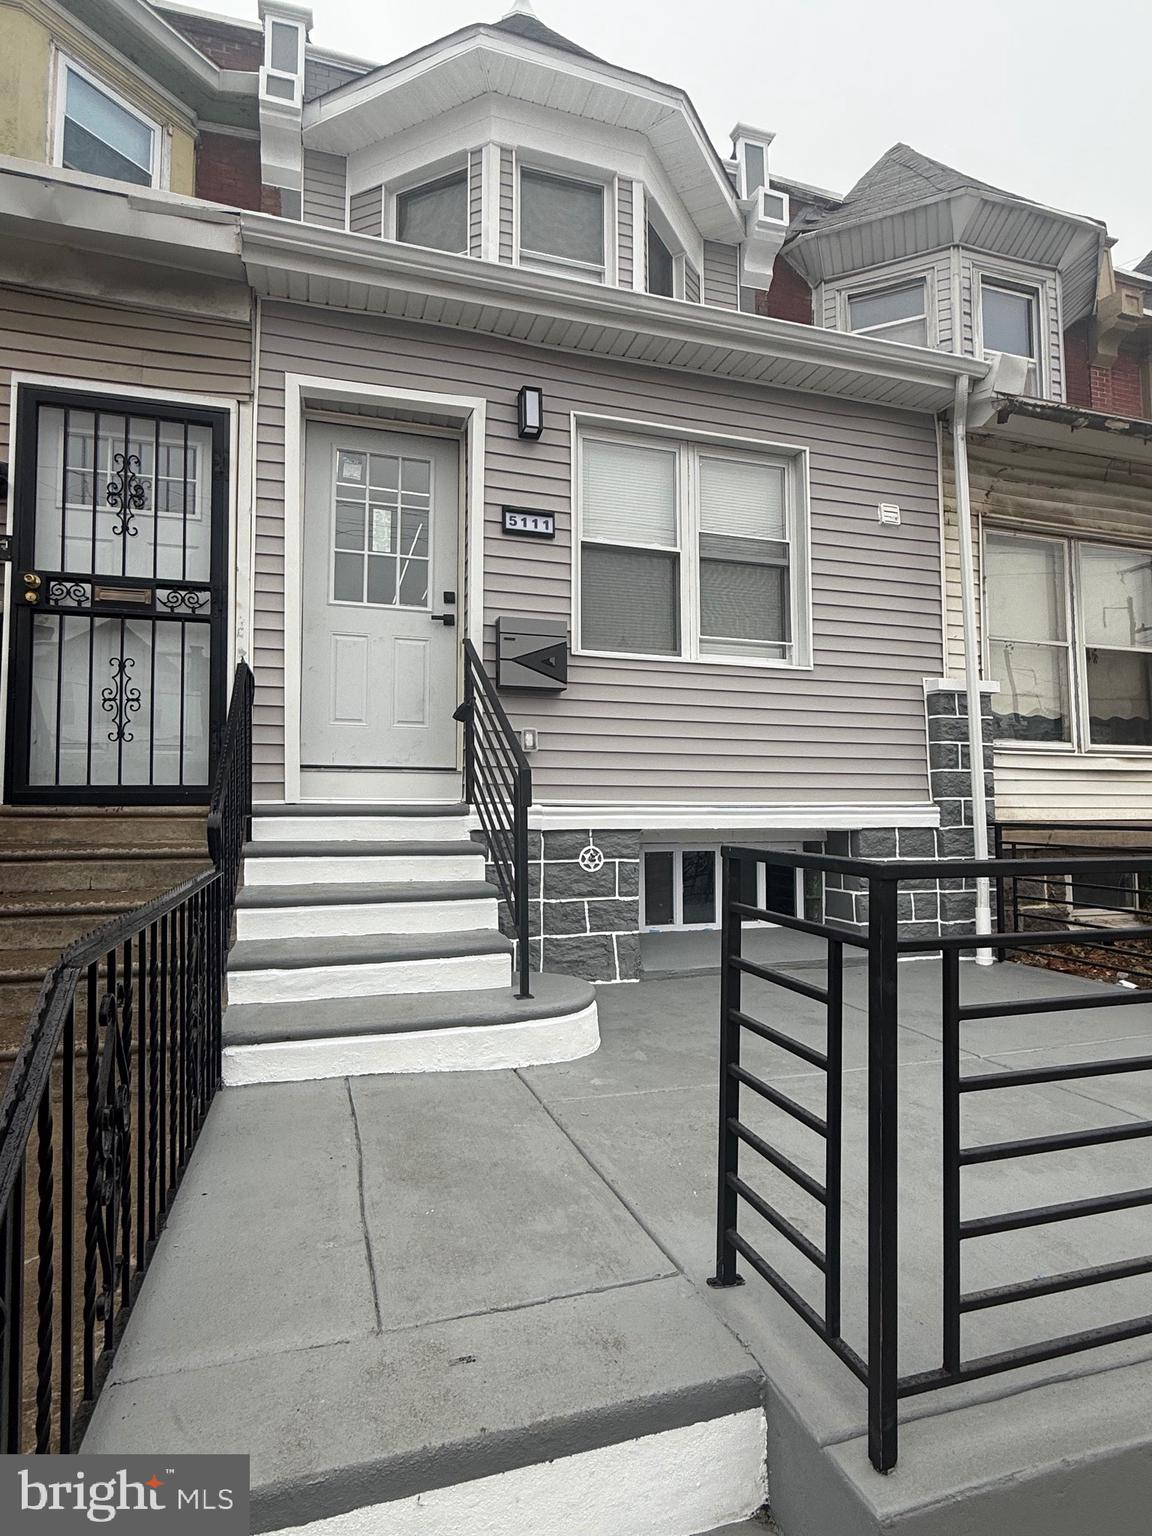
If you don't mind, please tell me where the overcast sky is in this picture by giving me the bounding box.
[197,0,1150,268]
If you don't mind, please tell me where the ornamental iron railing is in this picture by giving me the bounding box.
[711,845,1152,1472]
[456,640,532,1000]
[0,661,252,1453]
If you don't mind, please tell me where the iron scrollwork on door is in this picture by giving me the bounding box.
[104,452,147,538]
[100,656,142,743]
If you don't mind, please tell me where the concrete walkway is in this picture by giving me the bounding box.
[84,951,1152,1534]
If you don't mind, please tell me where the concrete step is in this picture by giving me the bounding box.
[234,880,499,940]
[226,930,514,1005]
[250,803,470,845]
[0,849,210,895]
[242,841,485,887]
[0,894,138,951]
[0,806,207,850]
[222,972,599,1083]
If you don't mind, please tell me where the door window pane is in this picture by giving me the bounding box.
[986,533,1065,642]
[332,450,432,607]
[1086,649,1152,747]
[643,851,675,926]
[989,640,1070,742]
[62,68,153,185]
[681,851,716,925]
[1080,545,1152,650]
[982,284,1035,359]
[520,169,604,268]
[581,545,679,655]
[647,223,675,297]
[396,171,468,254]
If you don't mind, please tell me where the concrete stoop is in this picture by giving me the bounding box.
[221,803,599,1083]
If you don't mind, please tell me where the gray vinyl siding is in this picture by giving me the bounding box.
[684,260,701,305]
[302,150,347,230]
[349,185,383,237]
[617,180,634,289]
[499,148,515,263]
[468,149,483,258]
[254,300,943,806]
[702,241,740,309]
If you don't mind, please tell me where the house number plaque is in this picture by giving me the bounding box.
[502,507,556,539]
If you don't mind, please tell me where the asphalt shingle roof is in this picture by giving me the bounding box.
[490,11,605,63]
[805,142,1009,232]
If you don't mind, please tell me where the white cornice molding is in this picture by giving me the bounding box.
[238,212,988,412]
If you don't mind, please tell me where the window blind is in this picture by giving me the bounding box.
[582,439,677,546]
[699,456,786,541]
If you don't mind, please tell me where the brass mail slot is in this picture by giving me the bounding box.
[93,585,152,605]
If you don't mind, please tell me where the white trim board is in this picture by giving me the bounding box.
[279,374,487,804]
[528,803,942,831]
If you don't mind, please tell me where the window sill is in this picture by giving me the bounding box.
[574,645,813,672]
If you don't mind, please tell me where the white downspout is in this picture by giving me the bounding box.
[951,374,993,962]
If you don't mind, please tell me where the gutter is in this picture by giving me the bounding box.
[991,394,1152,443]
[951,375,993,962]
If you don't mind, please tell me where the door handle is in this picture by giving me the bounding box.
[431,613,456,627]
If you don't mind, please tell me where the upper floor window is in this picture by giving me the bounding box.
[56,58,158,188]
[396,170,468,255]
[986,529,1152,750]
[262,16,304,104]
[576,429,808,666]
[647,222,675,298]
[980,280,1039,393]
[847,280,928,346]
[519,167,605,281]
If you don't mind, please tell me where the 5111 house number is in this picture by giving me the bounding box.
[502,507,556,539]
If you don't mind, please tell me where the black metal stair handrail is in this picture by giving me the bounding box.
[0,660,253,1454]
[457,640,532,999]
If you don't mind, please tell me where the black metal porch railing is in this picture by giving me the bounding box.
[993,821,1152,985]
[0,660,252,1453]
[711,845,1152,1474]
[457,640,532,999]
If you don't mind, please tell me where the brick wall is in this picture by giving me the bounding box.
[1064,320,1092,408]
[196,132,264,211]
[158,10,264,70]
[1065,320,1148,419]
[756,257,813,325]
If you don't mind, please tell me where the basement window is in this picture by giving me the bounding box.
[55,57,159,188]
[641,846,799,930]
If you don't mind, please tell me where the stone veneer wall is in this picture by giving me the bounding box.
[478,829,641,983]
[821,685,995,941]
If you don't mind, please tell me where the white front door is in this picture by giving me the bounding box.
[300,422,461,799]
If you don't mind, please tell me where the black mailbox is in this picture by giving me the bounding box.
[496,616,568,692]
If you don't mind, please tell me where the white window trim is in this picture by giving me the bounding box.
[732,134,771,201]
[640,842,802,931]
[983,523,1152,755]
[975,272,1045,395]
[389,163,471,257]
[572,415,813,671]
[515,160,613,285]
[843,274,933,347]
[261,15,304,106]
[645,200,683,300]
[51,50,165,190]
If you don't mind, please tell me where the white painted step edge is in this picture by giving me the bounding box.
[222,1000,600,1083]
[225,950,511,1005]
[244,853,485,886]
[234,897,499,941]
[258,1405,765,1536]
[250,816,471,844]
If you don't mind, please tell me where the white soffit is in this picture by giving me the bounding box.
[303,28,742,240]
[240,214,987,414]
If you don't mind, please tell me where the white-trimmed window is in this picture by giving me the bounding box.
[985,529,1152,750]
[519,166,605,281]
[262,16,304,104]
[396,169,468,255]
[54,56,159,188]
[846,279,929,347]
[641,845,799,930]
[577,429,809,667]
[979,278,1041,395]
[646,221,676,298]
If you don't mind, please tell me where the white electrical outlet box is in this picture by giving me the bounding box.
[520,728,539,752]
[878,503,901,526]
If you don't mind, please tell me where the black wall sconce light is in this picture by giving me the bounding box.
[517,385,544,440]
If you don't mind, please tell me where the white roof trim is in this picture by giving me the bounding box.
[239,211,987,413]
[531,802,942,831]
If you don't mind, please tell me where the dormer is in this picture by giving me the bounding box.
[785,143,1107,403]
[293,3,753,307]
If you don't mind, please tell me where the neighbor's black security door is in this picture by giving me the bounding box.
[5,388,229,804]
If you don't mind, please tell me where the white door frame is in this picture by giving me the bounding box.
[0,371,247,805]
[281,375,487,804]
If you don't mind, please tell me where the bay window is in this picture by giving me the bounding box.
[578,430,807,665]
[980,279,1040,394]
[519,167,605,281]
[986,529,1152,750]
[846,280,928,346]
[396,169,468,254]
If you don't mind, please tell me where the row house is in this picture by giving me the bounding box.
[0,0,1146,1071]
